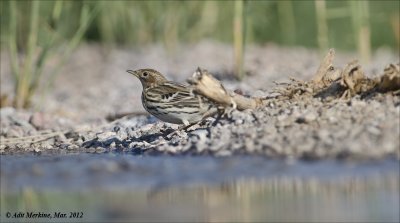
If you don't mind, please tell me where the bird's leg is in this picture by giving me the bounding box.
[179,121,198,132]
[166,120,198,139]
[212,108,225,126]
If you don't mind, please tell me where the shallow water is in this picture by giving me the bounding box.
[1,154,399,222]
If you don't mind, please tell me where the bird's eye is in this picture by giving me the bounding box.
[143,72,149,77]
[328,66,334,71]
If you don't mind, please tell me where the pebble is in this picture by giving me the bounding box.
[328,116,338,124]
[7,128,23,138]
[29,112,52,130]
[95,147,106,153]
[97,132,116,140]
[87,147,96,153]
[367,126,381,135]
[0,107,15,116]
[296,111,317,123]
[68,145,79,150]
[189,129,208,140]
[41,141,53,150]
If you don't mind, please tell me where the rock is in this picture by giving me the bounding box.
[113,125,121,132]
[6,127,23,138]
[95,147,106,153]
[0,107,16,117]
[296,111,317,124]
[29,112,53,130]
[87,147,96,153]
[140,124,155,133]
[189,128,208,140]
[116,130,128,140]
[367,126,381,135]
[96,132,117,140]
[41,141,53,150]
[67,145,79,150]
[65,131,80,141]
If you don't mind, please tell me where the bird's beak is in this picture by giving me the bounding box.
[127,70,138,77]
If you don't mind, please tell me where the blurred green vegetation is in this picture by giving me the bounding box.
[0,0,399,108]
[1,1,398,50]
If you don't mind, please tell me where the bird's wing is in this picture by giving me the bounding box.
[146,82,200,105]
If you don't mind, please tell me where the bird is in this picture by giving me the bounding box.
[127,69,219,128]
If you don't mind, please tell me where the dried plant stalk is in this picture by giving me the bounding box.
[188,68,264,111]
[377,63,400,92]
[312,48,339,85]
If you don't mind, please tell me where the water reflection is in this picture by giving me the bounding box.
[1,155,399,222]
[99,176,399,222]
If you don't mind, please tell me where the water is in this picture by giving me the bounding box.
[1,154,399,222]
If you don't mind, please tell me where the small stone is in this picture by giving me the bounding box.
[0,107,15,117]
[41,141,53,150]
[367,126,381,135]
[305,112,317,121]
[95,147,106,153]
[67,144,79,150]
[113,126,121,132]
[0,144,6,153]
[268,102,275,108]
[117,131,128,140]
[7,127,23,138]
[128,142,139,148]
[59,143,69,150]
[127,128,139,138]
[305,88,313,93]
[328,116,338,124]
[277,114,287,122]
[75,138,84,145]
[96,132,116,140]
[15,143,25,149]
[65,131,80,141]
[87,147,96,153]
[244,139,256,152]
[29,112,53,130]
[189,129,208,139]
[296,112,317,124]
[181,143,193,152]
[140,124,154,132]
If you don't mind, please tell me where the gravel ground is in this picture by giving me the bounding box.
[0,41,399,159]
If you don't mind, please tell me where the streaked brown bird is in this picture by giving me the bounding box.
[127,69,218,127]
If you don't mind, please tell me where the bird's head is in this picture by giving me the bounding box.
[127,69,168,89]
